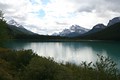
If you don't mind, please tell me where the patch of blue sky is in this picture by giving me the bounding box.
[29,0,38,5]
[41,0,50,5]
[30,9,45,18]
[69,12,77,18]
[37,9,46,18]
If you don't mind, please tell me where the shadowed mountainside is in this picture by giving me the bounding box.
[77,22,120,40]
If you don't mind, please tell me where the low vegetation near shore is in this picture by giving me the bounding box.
[0,48,120,80]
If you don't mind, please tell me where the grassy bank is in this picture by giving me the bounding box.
[0,48,120,80]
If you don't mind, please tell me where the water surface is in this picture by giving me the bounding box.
[4,40,120,67]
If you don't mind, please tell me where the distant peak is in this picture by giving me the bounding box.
[52,24,89,37]
[107,17,120,26]
[93,24,106,29]
[70,25,81,29]
[111,17,120,20]
[70,24,89,32]
[8,19,17,25]
[7,19,23,28]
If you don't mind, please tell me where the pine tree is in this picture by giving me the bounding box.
[0,10,4,21]
[0,10,8,45]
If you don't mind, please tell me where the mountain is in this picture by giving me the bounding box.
[82,24,106,36]
[93,24,106,29]
[7,19,23,28]
[59,29,71,36]
[78,22,120,40]
[52,32,59,36]
[4,17,120,40]
[107,17,120,26]
[7,20,36,37]
[53,25,89,37]
[70,25,89,33]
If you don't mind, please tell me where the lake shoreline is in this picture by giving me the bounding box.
[5,39,120,42]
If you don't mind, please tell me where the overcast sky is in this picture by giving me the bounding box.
[0,0,120,34]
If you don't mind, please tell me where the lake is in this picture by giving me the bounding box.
[4,40,120,68]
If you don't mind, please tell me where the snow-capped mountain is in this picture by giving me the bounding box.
[70,25,89,33]
[7,19,23,28]
[7,19,35,35]
[59,29,71,36]
[107,17,120,26]
[52,32,59,36]
[53,25,89,37]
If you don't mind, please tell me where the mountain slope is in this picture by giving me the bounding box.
[7,25,35,36]
[107,17,120,26]
[78,22,120,40]
[7,20,36,37]
[7,19,22,27]
[82,24,106,36]
[53,25,89,37]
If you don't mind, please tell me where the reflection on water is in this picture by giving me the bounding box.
[4,41,120,67]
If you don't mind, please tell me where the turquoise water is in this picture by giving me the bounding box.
[4,41,120,67]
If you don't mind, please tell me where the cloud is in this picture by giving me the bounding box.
[0,0,120,34]
[72,0,120,17]
[0,3,10,10]
[55,22,69,25]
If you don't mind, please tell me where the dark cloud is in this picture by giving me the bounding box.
[1,0,120,21]
[0,2,10,10]
[56,22,68,25]
[0,1,28,21]
[0,2,16,15]
[78,5,95,12]
[105,0,120,4]
[73,0,120,18]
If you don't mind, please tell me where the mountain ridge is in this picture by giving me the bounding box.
[7,19,36,36]
[107,17,120,26]
[1,17,120,40]
[77,22,120,40]
[53,25,90,37]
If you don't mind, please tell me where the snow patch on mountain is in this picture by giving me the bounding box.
[7,19,25,29]
[52,25,89,37]
[7,19,35,35]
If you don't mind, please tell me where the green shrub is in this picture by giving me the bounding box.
[93,54,118,80]
[0,49,120,80]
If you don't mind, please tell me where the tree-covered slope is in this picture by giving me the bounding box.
[78,23,120,40]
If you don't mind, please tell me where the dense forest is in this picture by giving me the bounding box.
[0,10,10,42]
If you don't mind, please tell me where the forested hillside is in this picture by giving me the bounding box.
[77,23,120,40]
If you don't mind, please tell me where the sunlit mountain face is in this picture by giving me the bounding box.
[53,25,90,37]
[1,0,120,35]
